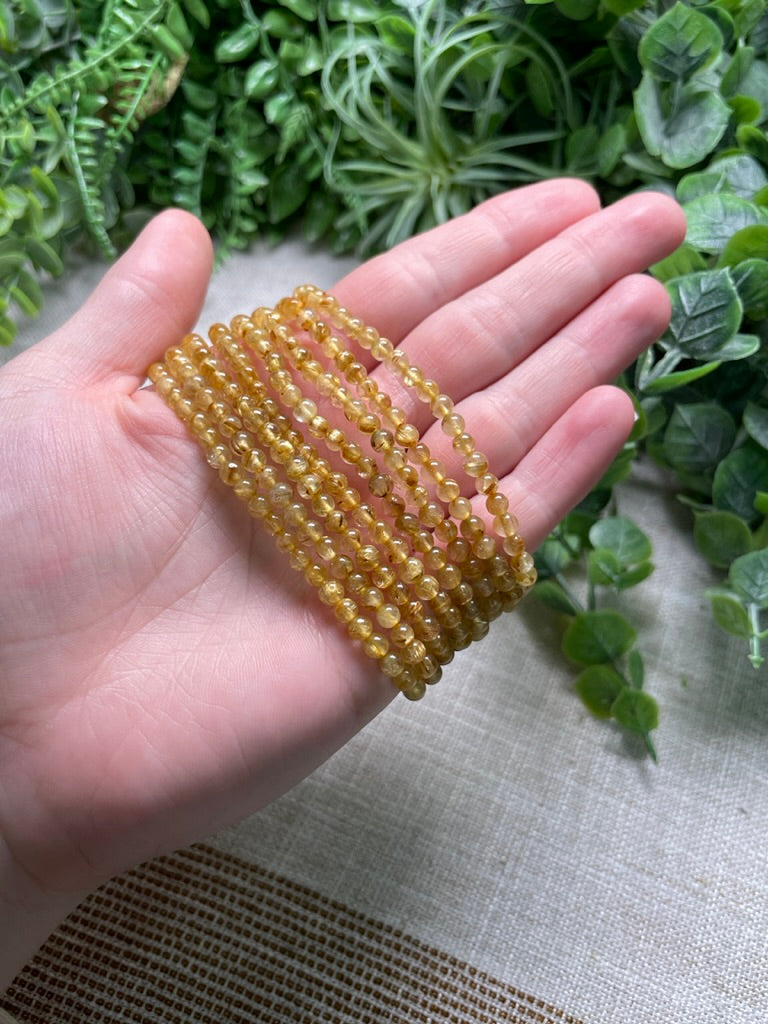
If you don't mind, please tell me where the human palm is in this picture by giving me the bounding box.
[0,180,685,909]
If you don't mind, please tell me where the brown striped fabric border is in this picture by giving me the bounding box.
[2,844,582,1024]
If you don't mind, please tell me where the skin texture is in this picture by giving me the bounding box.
[0,180,686,987]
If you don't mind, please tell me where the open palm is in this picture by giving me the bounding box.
[0,180,685,910]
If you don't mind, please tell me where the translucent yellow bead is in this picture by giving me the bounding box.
[349,615,373,641]
[401,557,424,583]
[376,603,401,629]
[486,491,509,516]
[438,564,462,590]
[464,451,489,477]
[380,653,404,678]
[415,575,440,601]
[305,564,326,588]
[494,512,520,537]
[473,535,497,560]
[421,502,444,528]
[387,538,410,564]
[371,565,396,590]
[317,537,336,561]
[297,474,322,499]
[436,479,461,503]
[477,472,498,495]
[441,413,465,438]
[361,587,384,609]
[269,483,293,507]
[390,622,415,647]
[448,496,472,520]
[453,432,476,456]
[395,422,420,447]
[460,515,485,541]
[369,474,393,497]
[358,545,380,571]
[294,398,318,423]
[319,580,345,606]
[432,393,454,418]
[401,680,426,701]
[358,414,379,434]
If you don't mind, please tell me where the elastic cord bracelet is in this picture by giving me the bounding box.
[148,285,536,701]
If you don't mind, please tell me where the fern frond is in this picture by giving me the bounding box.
[65,100,116,259]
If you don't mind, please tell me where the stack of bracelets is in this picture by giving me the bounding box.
[148,285,537,701]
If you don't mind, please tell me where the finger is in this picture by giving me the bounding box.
[332,178,601,346]
[38,209,213,389]
[370,190,686,422]
[500,385,636,550]
[421,273,670,487]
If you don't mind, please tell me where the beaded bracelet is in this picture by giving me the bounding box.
[148,285,536,701]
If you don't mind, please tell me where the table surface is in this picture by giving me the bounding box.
[2,237,766,1024]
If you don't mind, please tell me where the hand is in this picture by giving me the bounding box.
[0,180,685,982]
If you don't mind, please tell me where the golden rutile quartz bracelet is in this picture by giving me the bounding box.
[148,285,536,701]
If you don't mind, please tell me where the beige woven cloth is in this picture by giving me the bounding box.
[1,240,766,1023]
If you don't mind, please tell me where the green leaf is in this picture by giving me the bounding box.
[638,2,723,82]
[743,402,768,449]
[586,548,620,587]
[662,270,742,359]
[279,0,317,19]
[268,161,310,223]
[718,224,768,266]
[574,665,626,719]
[694,510,753,568]
[640,359,722,395]
[651,242,707,282]
[555,0,599,19]
[10,268,43,316]
[713,443,768,524]
[327,0,381,20]
[597,123,626,177]
[610,688,659,734]
[662,402,736,473]
[534,535,576,576]
[737,124,768,167]
[616,563,655,589]
[721,45,755,98]
[532,579,580,616]
[589,516,652,566]
[181,0,210,27]
[262,9,303,38]
[25,237,63,275]
[244,60,280,99]
[214,23,261,63]
[149,24,187,61]
[635,76,730,169]
[706,587,752,637]
[684,194,767,254]
[677,154,768,203]
[729,548,768,607]
[602,0,644,14]
[165,2,193,50]
[712,332,759,361]
[563,610,637,666]
[729,259,768,319]
[0,239,27,276]
[728,95,762,126]
[628,648,645,689]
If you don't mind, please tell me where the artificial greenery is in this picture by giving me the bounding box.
[3,0,768,755]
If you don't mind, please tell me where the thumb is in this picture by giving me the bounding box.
[38,209,213,388]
